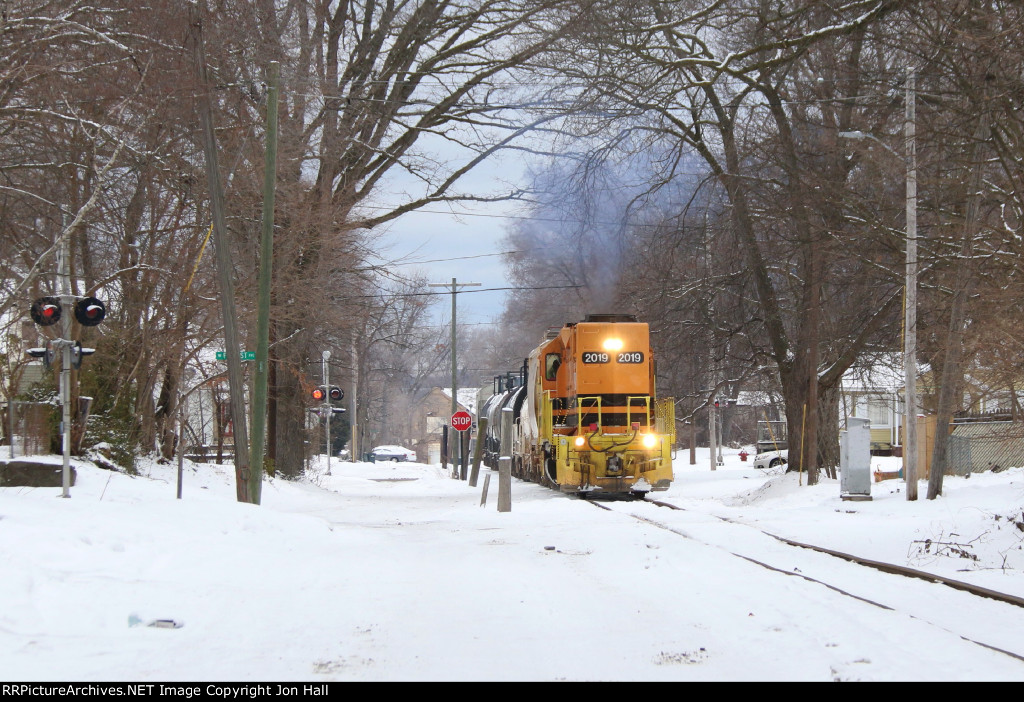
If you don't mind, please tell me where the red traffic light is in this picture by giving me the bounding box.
[74,297,106,326]
[31,297,62,326]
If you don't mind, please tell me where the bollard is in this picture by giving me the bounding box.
[498,407,513,512]
[498,456,511,512]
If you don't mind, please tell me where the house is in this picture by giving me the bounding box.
[407,386,477,463]
[840,355,908,454]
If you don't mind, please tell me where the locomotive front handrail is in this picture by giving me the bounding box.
[576,395,603,431]
[626,395,652,428]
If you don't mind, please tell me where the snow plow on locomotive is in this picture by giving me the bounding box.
[481,314,675,498]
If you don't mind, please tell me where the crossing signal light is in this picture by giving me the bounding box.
[70,341,95,370]
[31,297,62,326]
[311,386,326,401]
[74,297,105,326]
[329,386,344,402]
[26,342,57,369]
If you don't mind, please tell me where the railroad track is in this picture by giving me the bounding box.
[584,495,1024,664]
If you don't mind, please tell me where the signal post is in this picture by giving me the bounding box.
[26,239,106,497]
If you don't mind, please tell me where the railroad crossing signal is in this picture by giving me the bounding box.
[30,297,61,326]
[25,342,57,369]
[309,384,346,418]
[73,297,105,326]
[311,385,343,402]
[451,410,472,432]
[70,341,95,370]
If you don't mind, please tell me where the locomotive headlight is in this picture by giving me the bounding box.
[602,337,624,351]
[642,433,658,449]
[574,436,586,448]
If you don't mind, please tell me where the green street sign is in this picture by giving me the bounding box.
[216,351,256,361]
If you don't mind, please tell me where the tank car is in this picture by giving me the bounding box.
[483,313,674,498]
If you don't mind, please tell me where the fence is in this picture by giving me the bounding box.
[2,401,56,458]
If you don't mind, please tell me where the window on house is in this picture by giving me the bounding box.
[865,397,890,426]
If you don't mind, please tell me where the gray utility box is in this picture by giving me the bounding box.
[840,417,872,501]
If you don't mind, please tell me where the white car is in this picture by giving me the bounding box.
[370,445,417,462]
[753,449,788,470]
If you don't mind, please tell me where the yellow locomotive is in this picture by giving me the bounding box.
[481,314,674,498]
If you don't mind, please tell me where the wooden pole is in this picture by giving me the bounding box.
[469,416,487,486]
[904,69,919,501]
[480,473,491,506]
[188,1,252,503]
[249,60,279,504]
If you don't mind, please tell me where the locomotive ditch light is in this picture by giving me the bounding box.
[602,337,623,351]
[574,436,586,448]
[642,433,658,448]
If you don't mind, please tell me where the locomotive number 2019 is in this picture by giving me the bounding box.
[582,351,645,364]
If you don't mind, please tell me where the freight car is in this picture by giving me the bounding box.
[482,314,674,498]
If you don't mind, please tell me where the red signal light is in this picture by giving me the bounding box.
[311,386,326,401]
[31,297,62,326]
[73,297,106,326]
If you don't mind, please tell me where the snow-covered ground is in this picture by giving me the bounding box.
[1,447,1023,681]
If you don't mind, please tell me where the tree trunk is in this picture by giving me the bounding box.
[927,98,990,499]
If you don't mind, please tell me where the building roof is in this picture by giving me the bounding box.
[439,387,479,414]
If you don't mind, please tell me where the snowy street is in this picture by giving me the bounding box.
[1,449,1023,681]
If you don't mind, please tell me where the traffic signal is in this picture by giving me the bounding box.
[31,297,61,326]
[329,386,344,402]
[311,385,327,401]
[74,297,106,326]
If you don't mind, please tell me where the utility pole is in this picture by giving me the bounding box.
[429,278,480,473]
[249,60,279,504]
[349,338,358,462]
[188,1,252,503]
[904,69,918,501]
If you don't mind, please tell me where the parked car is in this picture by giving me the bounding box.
[753,449,788,471]
[370,445,417,462]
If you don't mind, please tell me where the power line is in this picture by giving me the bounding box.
[340,284,581,300]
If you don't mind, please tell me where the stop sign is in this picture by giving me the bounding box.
[451,410,473,432]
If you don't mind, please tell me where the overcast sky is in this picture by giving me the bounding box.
[370,143,536,329]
